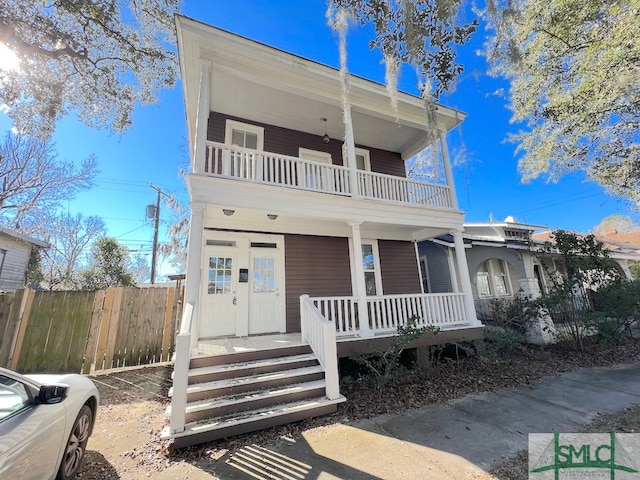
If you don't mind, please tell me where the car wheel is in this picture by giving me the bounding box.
[56,405,92,480]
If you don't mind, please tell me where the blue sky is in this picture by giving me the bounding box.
[1,0,636,278]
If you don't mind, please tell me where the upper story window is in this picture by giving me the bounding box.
[225,120,264,151]
[342,146,371,171]
[299,148,332,165]
[477,259,511,298]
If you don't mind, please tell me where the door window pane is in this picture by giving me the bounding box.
[253,257,275,293]
[208,256,233,294]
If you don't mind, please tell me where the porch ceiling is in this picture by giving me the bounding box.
[198,200,461,243]
[177,16,466,162]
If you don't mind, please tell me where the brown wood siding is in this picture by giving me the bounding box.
[208,112,405,177]
[284,234,352,332]
[378,240,422,295]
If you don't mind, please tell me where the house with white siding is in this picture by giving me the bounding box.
[0,227,49,293]
[163,16,484,447]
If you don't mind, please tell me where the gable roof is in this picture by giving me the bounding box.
[0,226,49,249]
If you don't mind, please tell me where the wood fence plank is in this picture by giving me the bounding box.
[9,289,35,370]
[0,290,23,368]
[104,287,123,369]
[82,290,106,374]
[95,288,115,371]
[161,287,175,362]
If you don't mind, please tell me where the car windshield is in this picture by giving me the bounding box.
[0,375,30,421]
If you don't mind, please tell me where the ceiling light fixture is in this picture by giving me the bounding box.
[321,118,330,144]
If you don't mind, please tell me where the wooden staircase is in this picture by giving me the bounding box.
[163,344,346,448]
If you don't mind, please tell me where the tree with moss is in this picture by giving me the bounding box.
[0,0,180,139]
[483,0,640,202]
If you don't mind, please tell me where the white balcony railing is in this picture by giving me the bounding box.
[310,292,468,337]
[203,141,453,209]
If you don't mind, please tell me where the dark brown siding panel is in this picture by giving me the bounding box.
[378,240,422,295]
[284,235,352,332]
[208,112,405,177]
[365,146,406,177]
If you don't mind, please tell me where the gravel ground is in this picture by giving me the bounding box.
[76,337,640,479]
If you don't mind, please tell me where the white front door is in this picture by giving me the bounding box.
[249,249,282,334]
[201,251,238,338]
[200,233,285,338]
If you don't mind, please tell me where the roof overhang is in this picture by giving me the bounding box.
[176,15,466,160]
[0,226,49,249]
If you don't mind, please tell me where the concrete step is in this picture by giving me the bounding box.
[188,354,318,384]
[162,395,347,448]
[189,344,312,369]
[166,379,327,423]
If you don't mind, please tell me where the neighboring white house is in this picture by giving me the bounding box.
[0,227,49,293]
[163,15,483,447]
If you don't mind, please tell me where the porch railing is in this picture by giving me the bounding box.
[202,141,453,209]
[169,302,193,434]
[204,142,351,195]
[300,295,340,400]
[311,293,468,337]
[357,170,452,208]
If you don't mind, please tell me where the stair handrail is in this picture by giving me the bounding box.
[300,294,340,400]
[170,302,194,434]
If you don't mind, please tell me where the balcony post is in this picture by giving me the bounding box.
[452,229,481,326]
[193,59,211,175]
[349,221,372,337]
[344,105,361,199]
[439,130,458,210]
[184,203,206,351]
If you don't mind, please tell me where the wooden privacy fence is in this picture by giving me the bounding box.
[0,286,183,374]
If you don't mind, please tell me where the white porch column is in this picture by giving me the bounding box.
[349,221,372,337]
[193,59,211,174]
[452,229,481,326]
[344,105,361,199]
[439,130,459,210]
[184,203,205,351]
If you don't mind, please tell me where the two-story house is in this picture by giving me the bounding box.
[163,16,483,447]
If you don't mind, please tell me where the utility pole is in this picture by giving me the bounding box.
[149,184,169,284]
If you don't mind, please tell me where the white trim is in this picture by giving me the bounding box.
[299,148,332,165]
[224,119,265,150]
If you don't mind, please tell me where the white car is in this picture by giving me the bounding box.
[0,366,99,480]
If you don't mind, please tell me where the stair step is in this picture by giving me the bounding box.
[167,380,327,422]
[188,354,318,383]
[170,365,325,401]
[190,344,312,369]
[161,395,347,448]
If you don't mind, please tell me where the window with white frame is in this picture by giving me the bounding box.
[361,241,382,296]
[476,259,511,298]
[225,120,264,150]
[342,146,371,170]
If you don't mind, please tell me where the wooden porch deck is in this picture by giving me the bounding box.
[196,323,484,359]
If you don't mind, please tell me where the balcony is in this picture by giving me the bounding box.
[201,142,453,210]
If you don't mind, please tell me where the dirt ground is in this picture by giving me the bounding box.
[76,339,640,480]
